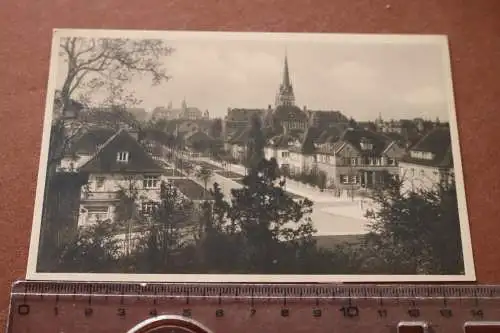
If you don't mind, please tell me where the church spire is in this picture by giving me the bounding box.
[275,50,295,107]
[282,51,291,88]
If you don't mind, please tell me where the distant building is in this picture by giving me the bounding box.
[179,99,203,120]
[224,53,348,140]
[152,99,203,121]
[224,107,267,140]
[399,127,454,193]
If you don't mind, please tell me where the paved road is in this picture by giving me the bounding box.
[203,164,370,236]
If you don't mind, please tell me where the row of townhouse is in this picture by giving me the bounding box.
[225,125,455,193]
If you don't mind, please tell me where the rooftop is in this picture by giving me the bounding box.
[401,127,453,168]
[79,129,165,174]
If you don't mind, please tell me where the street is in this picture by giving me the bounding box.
[195,157,371,236]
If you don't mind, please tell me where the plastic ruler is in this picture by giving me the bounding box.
[6,281,500,333]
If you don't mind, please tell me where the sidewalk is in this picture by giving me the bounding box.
[200,157,367,205]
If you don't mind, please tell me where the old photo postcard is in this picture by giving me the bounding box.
[26,29,475,282]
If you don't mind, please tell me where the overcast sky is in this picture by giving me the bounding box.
[56,34,454,122]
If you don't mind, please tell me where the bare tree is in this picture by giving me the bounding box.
[39,37,174,263]
[58,37,174,110]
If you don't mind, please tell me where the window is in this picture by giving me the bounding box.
[141,202,158,216]
[143,176,160,189]
[117,151,129,162]
[410,150,434,160]
[281,151,290,158]
[387,158,394,165]
[95,176,105,189]
[341,175,349,184]
[349,175,358,184]
[85,206,109,221]
[351,158,357,166]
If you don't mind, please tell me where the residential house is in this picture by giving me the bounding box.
[184,130,214,153]
[269,127,405,189]
[139,129,174,161]
[76,129,168,227]
[307,109,349,129]
[399,127,454,193]
[224,107,267,140]
[319,128,405,189]
[58,128,116,172]
[226,127,251,162]
[75,129,213,228]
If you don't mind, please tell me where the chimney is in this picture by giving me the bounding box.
[268,104,272,110]
[303,105,307,112]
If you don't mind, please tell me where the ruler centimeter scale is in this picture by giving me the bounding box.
[7,281,500,333]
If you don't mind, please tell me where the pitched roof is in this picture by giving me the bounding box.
[226,108,266,122]
[339,128,393,156]
[68,128,115,155]
[269,133,296,148]
[401,127,453,168]
[309,110,349,124]
[273,105,308,122]
[301,126,322,154]
[79,129,165,174]
[185,131,213,144]
[315,126,344,144]
[229,127,251,145]
[316,141,345,155]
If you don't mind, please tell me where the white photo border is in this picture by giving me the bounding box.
[26,28,476,283]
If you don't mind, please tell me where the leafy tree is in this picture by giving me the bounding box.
[245,114,266,171]
[132,181,196,273]
[114,176,144,256]
[364,181,464,274]
[196,166,213,193]
[192,200,242,273]
[228,158,316,273]
[56,219,121,273]
[210,118,223,139]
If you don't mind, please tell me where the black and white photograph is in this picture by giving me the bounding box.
[27,29,475,282]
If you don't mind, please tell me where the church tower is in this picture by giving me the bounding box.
[275,52,295,107]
